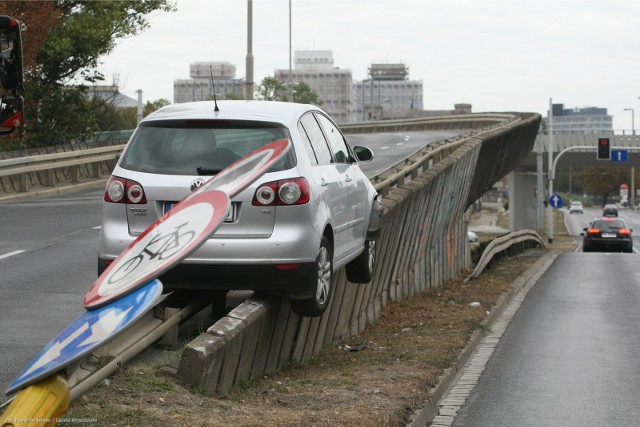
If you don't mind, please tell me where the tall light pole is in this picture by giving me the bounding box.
[624,108,635,135]
[625,108,636,209]
[245,0,254,100]
[288,0,293,102]
[547,98,555,243]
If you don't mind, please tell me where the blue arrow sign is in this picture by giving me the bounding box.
[6,279,163,395]
[611,149,628,162]
[549,193,563,208]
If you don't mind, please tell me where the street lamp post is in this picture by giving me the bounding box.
[361,79,370,121]
[625,108,636,209]
[624,108,635,135]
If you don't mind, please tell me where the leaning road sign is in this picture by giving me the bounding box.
[6,279,163,395]
[83,190,229,309]
[197,138,291,198]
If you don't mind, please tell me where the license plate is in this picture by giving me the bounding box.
[164,201,235,222]
[602,233,616,238]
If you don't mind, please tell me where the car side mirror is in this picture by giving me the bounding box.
[353,145,374,162]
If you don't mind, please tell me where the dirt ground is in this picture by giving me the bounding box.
[64,242,575,426]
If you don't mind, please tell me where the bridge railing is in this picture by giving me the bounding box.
[0,113,519,197]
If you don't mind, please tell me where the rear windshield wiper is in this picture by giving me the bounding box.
[197,166,222,175]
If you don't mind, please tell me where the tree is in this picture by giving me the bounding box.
[257,76,321,105]
[583,167,631,206]
[0,1,175,149]
[144,98,171,117]
[291,81,321,105]
[257,76,286,101]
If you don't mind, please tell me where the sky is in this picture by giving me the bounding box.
[98,0,640,131]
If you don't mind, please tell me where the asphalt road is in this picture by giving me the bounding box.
[453,251,640,426]
[0,189,103,397]
[0,130,459,398]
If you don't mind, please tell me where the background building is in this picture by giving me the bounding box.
[354,64,424,121]
[174,61,245,103]
[275,50,352,123]
[548,103,613,135]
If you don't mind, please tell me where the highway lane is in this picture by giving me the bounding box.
[0,130,461,397]
[0,188,103,397]
[453,252,640,426]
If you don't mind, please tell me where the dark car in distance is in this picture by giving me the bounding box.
[602,204,618,217]
[582,218,633,253]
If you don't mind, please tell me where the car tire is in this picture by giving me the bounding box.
[290,237,333,318]
[345,240,376,283]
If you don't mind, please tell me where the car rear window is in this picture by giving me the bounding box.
[592,220,626,231]
[119,120,295,175]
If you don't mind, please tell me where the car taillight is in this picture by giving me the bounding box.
[104,176,147,204]
[620,229,631,235]
[252,178,310,206]
[588,228,600,234]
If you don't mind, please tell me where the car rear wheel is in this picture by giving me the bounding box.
[346,240,376,283]
[290,237,333,317]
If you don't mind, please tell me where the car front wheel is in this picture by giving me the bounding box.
[290,237,333,317]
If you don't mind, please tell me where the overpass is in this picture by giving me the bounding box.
[507,133,640,237]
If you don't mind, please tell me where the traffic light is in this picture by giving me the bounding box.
[597,137,611,160]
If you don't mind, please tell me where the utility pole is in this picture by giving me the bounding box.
[288,0,293,102]
[547,98,554,243]
[245,0,254,100]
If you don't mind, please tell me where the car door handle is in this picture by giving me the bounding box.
[321,178,328,187]
[345,175,353,182]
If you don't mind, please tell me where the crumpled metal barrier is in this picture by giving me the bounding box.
[465,230,546,281]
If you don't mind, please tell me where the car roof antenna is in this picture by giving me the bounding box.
[209,65,220,112]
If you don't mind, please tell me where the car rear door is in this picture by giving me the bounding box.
[314,113,369,255]
[298,113,351,260]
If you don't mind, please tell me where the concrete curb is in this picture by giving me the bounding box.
[408,249,561,426]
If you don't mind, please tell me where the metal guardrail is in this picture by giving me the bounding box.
[0,145,124,192]
[465,229,546,281]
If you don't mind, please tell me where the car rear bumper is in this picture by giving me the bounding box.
[584,238,633,252]
[98,257,318,298]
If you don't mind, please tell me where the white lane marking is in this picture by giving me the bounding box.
[0,250,26,260]
[396,142,404,146]
[380,146,389,150]
[92,226,101,230]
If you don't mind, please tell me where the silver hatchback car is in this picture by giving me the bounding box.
[98,100,382,317]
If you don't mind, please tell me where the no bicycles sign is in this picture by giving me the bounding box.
[83,190,230,308]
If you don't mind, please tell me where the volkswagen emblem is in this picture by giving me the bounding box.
[190,178,206,192]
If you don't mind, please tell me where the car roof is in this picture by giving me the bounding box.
[143,100,323,125]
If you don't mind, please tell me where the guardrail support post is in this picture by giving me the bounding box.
[71,165,80,183]
[19,173,27,192]
[45,169,54,186]
[159,307,180,348]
